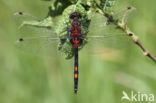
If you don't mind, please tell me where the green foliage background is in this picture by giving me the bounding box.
[0,0,156,103]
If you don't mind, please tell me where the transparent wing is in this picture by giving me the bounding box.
[88,6,137,27]
[113,6,137,24]
[83,34,132,54]
[14,12,40,25]
[81,6,137,58]
[15,36,61,55]
[14,12,60,37]
[14,11,63,55]
[81,13,133,55]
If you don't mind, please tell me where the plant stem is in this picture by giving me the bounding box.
[117,23,156,63]
[96,4,156,63]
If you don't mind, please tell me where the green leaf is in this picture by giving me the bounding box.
[49,0,71,16]
[20,16,53,28]
[100,0,116,14]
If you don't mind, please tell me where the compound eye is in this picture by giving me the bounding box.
[70,15,74,19]
[78,15,82,19]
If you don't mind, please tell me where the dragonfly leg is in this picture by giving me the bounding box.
[81,16,88,22]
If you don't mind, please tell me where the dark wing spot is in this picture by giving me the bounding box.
[127,6,132,10]
[19,38,24,42]
[18,12,23,15]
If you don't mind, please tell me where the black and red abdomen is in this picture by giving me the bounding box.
[69,12,83,48]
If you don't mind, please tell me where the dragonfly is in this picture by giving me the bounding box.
[14,6,136,94]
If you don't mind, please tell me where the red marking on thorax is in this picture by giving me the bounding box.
[70,27,81,37]
[73,38,79,44]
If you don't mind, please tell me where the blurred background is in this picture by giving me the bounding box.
[0,0,156,103]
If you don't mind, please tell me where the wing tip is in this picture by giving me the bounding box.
[14,11,24,16]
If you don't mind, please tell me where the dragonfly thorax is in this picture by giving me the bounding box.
[69,12,83,48]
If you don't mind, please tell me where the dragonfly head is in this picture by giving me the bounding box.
[70,12,82,20]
